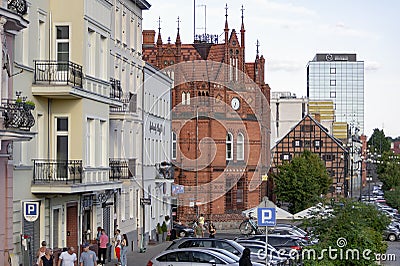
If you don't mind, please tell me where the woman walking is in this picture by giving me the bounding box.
[38,248,54,266]
[120,234,128,266]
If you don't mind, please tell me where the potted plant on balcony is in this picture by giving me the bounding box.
[15,97,23,107]
[24,100,36,110]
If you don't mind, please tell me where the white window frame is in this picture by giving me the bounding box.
[226,132,233,160]
[54,115,70,161]
[121,190,126,221]
[172,132,177,160]
[54,24,71,63]
[330,80,336,86]
[237,133,244,161]
[86,118,94,166]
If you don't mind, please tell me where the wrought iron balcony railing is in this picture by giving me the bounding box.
[34,60,83,88]
[110,78,122,100]
[1,98,35,131]
[7,0,27,16]
[33,159,83,184]
[109,158,135,180]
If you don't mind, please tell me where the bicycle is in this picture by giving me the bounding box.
[239,211,265,235]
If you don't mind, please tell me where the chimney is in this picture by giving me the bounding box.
[143,30,156,47]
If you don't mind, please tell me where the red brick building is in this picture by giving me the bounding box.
[142,8,271,222]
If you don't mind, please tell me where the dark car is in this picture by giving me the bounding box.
[383,226,400,242]
[236,235,305,253]
[172,223,195,238]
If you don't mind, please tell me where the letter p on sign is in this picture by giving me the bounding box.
[257,207,276,226]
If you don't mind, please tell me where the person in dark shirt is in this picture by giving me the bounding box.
[239,247,252,266]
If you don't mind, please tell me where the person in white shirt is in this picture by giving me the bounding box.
[58,247,77,266]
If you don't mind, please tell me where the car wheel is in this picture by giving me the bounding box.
[388,234,397,242]
[179,230,187,237]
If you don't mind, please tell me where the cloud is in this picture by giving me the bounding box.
[365,61,381,71]
[318,21,377,39]
[253,0,317,16]
[267,60,304,72]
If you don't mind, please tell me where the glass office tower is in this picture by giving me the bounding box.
[307,53,364,133]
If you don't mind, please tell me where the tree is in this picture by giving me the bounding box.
[367,128,391,154]
[302,200,390,266]
[274,150,332,214]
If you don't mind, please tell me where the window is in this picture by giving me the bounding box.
[186,92,190,105]
[121,191,126,221]
[323,154,336,161]
[172,132,177,159]
[39,20,46,60]
[330,91,336,98]
[86,118,94,166]
[330,80,336,86]
[237,133,244,160]
[280,154,292,161]
[129,93,137,112]
[301,125,314,132]
[87,29,95,76]
[226,132,233,160]
[314,140,323,147]
[292,140,302,147]
[56,26,69,65]
[181,92,186,105]
[304,140,311,148]
[330,67,336,74]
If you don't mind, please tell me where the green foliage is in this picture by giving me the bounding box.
[302,200,389,266]
[367,129,391,154]
[375,151,400,190]
[384,187,400,210]
[25,100,36,107]
[274,150,332,214]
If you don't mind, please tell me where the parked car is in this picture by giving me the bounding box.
[235,235,306,253]
[147,248,240,265]
[383,226,400,242]
[172,222,195,238]
[166,237,267,264]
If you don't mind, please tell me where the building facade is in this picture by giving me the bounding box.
[307,53,364,134]
[0,1,32,265]
[142,7,271,223]
[269,115,348,200]
[143,62,173,243]
[8,0,150,264]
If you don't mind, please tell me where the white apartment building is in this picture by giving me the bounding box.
[143,62,172,243]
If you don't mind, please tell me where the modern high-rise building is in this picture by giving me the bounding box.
[307,53,364,134]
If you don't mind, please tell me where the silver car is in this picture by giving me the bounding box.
[147,248,240,266]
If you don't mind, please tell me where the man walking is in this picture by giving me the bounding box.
[58,247,77,266]
[79,243,97,266]
[98,229,109,265]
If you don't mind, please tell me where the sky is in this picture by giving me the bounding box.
[142,0,400,138]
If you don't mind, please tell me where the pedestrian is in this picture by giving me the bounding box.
[113,229,121,264]
[79,243,97,266]
[120,234,128,266]
[195,222,203,238]
[239,247,252,266]
[96,227,102,243]
[38,248,53,266]
[98,229,108,265]
[58,246,77,266]
[208,221,216,238]
[199,214,205,230]
[36,241,47,266]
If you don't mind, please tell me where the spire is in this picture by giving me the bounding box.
[157,16,163,45]
[240,5,245,48]
[256,39,260,58]
[176,16,181,44]
[224,3,229,44]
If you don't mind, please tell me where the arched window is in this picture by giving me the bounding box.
[226,132,233,160]
[181,91,186,105]
[172,132,177,160]
[186,92,191,105]
[237,133,244,161]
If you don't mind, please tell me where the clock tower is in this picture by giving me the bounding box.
[142,5,271,224]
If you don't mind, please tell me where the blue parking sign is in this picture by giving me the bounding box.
[24,202,39,222]
[257,207,276,226]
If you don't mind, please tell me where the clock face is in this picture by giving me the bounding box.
[231,97,240,110]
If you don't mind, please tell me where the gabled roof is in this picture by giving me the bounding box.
[272,114,346,151]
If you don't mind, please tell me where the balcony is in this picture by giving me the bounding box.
[33,159,83,184]
[34,60,83,88]
[1,98,35,130]
[110,78,122,100]
[109,158,136,180]
[7,0,27,16]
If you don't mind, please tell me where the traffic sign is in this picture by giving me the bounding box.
[24,202,39,222]
[257,207,276,226]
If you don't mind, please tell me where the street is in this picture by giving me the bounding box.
[382,241,400,265]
